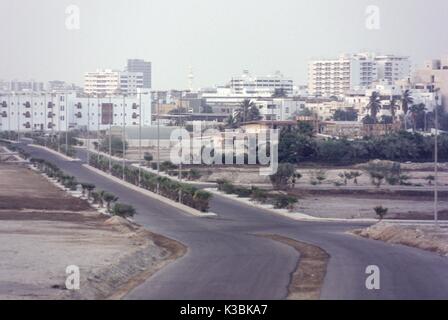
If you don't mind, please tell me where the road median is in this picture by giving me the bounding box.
[83,164,217,218]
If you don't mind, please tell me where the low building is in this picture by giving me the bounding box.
[0,90,152,132]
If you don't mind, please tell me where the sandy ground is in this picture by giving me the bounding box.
[352,222,448,256]
[198,163,448,220]
[0,163,185,299]
[293,194,448,220]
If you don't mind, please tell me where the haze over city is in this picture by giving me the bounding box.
[1,0,448,89]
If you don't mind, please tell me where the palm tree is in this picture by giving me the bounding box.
[234,99,261,125]
[365,91,382,123]
[389,97,399,122]
[409,103,426,132]
[226,114,237,129]
[401,89,413,130]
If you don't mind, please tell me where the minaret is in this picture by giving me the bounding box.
[188,65,194,92]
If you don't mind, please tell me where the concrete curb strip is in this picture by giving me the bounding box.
[82,164,217,218]
[206,188,448,225]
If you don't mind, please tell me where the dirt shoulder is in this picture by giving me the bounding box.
[351,222,448,256]
[0,163,186,299]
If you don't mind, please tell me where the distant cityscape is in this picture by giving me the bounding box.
[1,53,447,138]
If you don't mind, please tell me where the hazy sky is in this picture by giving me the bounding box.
[1,0,447,89]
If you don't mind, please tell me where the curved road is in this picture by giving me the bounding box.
[20,144,448,299]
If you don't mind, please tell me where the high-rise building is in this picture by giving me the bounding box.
[84,69,143,96]
[414,56,448,110]
[230,70,293,95]
[127,59,152,89]
[308,53,410,97]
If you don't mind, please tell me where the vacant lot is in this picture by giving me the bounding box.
[0,163,185,299]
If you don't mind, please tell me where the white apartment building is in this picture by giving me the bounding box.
[84,69,143,96]
[0,91,152,132]
[375,55,411,85]
[308,53,410,97]
[255,99,306,121]
[230,70,294,95]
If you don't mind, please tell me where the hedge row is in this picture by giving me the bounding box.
[89,155,212,212]
[29,158,135,217]
[216,179,298,210]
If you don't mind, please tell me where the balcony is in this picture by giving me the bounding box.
[23,111,31,118]
[1,111,7,118]
[75,112,82,118]
[23,122,31,129]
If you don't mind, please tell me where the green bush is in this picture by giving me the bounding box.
[273,194,298,209]
[112,203,136,217]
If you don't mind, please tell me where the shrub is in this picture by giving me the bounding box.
[374,206,388,220]
[269,163,297,190]
[273,194,298,210]
[112,203,136,217]
[234,186,252,198]
[250,187,268,203]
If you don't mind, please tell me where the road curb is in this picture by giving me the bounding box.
[206,188,448,225]
[82,164,217,218]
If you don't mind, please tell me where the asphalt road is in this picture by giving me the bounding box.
[19,144,448,299]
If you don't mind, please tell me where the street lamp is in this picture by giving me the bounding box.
[87,94,91,165]
[138,91,143,186]
[65,92,69,155]
[122,94,126,181]
[108,95,112,173]
[157,92,161,194]
[434,88,440,227]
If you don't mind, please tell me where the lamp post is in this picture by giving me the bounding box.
[157,92,160,194]
[97,95,101,160]
[178,93,183,204]
[65,93,68,155]
[122,94,126,181]
[87,94,91,165]
[434,89,440,227]
[17,93,20,143]
[138,91,142,186]
[108,95,112,173]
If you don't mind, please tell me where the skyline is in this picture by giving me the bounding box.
[1,0,448,90]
